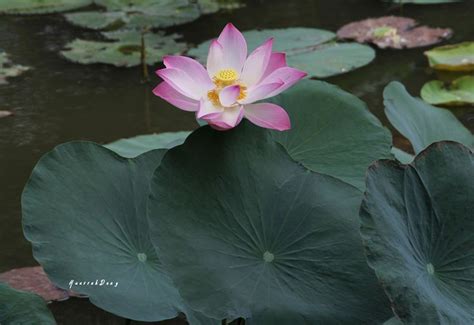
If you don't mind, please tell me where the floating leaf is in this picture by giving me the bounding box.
[22,143,186,321]
[384,317,404,325]
[270,80,392,190]
[384,81,474,153]
[0,52,30,85]
[337,16,452,49]
[197,0,244,13]
[104,131,191,158]
[66,0,201,30]
[0,0,92,14]
[148,121,392,324]
[360,141,474,324]
[0,283,55,324]
[425,42,474,71]
[421,76,474,106]
[61,31,187,67]
[0,266,80,302]
[188,28,375,78]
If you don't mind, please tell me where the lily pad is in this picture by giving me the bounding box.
[104,131,191,158]
[421,76,474,106]
[0,283,55,324]
[425,42,474,71]
[360,141,474,324]
[22,143,185,321]
[188,28,375,78]
[269,80,392,191]
[0,0,92,14]
[337,16,452,49]
[148,121,392,324]
[197,0,244,14]
[61,31,187,67]
[0,52,30,85]
[0,266,80,302]
[384,81,474,153]
[66,0,201,30]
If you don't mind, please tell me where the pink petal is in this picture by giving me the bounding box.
[244,103,291,131]
[219,85,241,107]
[239,82,283,104]
[206,106,244,130]
[206,40,225,78]
[260,67,307,97]
[197,98,224,119]
[217,23,247,73]
[163,55,214,90]
[156,68,208,100]
[241,38,273,86]
[261,52,287,80]
[153,82,199,112]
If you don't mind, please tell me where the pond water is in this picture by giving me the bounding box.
[1,0,473,323]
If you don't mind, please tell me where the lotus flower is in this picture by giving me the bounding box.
[153,23,307,131]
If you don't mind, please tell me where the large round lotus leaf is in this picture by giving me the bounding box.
[61,31,187,67]
[421,76,474,106]
[360,141,474,324]
[0,52,30,85]
[269,80,392,191]
[391,147,414,164]
[425,42,474,71]
[148,122,392,324]
[384,81,474,153]
[0,0,91,14]
[21,142,185,321]
[384,317,404,325]
[188,28,375,78]
[0,283,55,324]
[104,131,191,158]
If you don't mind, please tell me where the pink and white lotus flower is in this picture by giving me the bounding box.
[153,23,307,131]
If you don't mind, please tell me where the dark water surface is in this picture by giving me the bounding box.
[1,0,473,323]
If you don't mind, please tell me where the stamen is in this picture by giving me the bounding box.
[207,89,220,106]
[214,68,239,87]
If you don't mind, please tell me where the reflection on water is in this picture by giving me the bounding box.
[1,0,473,322]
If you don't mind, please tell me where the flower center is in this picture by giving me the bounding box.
[214,68,239,86]
[208,68,247,107]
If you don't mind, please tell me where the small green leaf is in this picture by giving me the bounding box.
[421,76,474,106]
[425,42,474,71]
[0,52,30,85]
[384,81,474,153]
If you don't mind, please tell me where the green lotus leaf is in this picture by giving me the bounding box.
[0,52,30,85]
[60,31,187,67]
[22,142,185,321]
[64,11,126,30]
[197,0,243,14]
[269,80,392,190]
[425,42,474,71]
[188,28,375,78]
[0,0,92,14]
[421,76,474,106]
[148,121,392,324]
[104,131,191,158]
[360,141,474,324]
[391,147,414,164]
[384,81,474,153]
[383,317,404,325]
[0,283,55,324]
